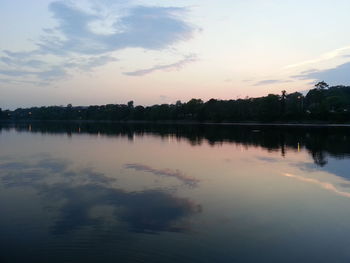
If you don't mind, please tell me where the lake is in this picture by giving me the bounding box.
[1,122,350,262]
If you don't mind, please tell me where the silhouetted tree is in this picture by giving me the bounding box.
[315,81,329,90]
[281,90,287,116]
[127,101,134,108]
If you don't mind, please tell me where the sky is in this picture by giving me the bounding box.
[2,0,350,109]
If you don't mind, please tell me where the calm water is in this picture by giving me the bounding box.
[1,123,350,262]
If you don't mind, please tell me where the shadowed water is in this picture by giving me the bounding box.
[1,122,350,262]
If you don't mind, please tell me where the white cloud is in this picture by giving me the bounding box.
[285,46,350,69]
[124,54,197,76]
[0,1,197,84]
[253,79,292,86]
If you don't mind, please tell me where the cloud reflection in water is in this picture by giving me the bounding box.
[0,156,201,235]
[283,173,350,199]
[124,163,199,187]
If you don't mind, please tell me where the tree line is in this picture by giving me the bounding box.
[2,81,350,122]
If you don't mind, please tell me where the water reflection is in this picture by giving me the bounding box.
[2,123,350,262]
[2,122,350,167]
[124,163,200,187]
[0,156,201,234]
[283,173,350,199]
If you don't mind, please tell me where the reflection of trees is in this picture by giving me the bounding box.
[311,151,327,167]
[304,134,330,166]
[2,122,350,167]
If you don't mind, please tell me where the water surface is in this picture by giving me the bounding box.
[1,123,350,262]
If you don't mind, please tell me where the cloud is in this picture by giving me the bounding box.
[0,57,46,68]
[0,1,197,84]
[123,54,197,76]
[284,46,350,85]
[253,79,292,86]
[285,45,350,69]
[0,78,50,86]
[37,67,69,81]
[299,69,319,75]
[124,163,200,187]
[2,50,39,59]
[292,62,350,85]
[38,2,195,55]
[0,67,68,82]
[0,69,33,77]
[63,55,119,71]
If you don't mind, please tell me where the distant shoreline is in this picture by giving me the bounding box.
[3,84,350,124]
[2,119,350,128]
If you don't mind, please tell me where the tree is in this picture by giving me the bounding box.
[259,94,280,120]
[315,81,329,90]
[127,101,134,108]
[175,100,182,107]
[185,98,203,118]
[281,90,287,115]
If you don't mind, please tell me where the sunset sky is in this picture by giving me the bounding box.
[2,0,350,109]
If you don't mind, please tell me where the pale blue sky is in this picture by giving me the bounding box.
[1,0,350,109]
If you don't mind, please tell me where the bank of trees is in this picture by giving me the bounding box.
[2,82,350,122]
